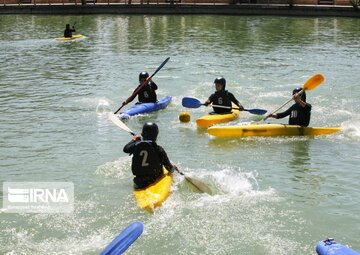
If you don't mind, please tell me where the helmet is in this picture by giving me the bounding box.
[214,77,226,89]
[293,87,306,102]
[139,72,149,81]
[141,122,159,141]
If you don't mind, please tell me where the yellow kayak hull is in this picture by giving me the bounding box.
[55,34,85,41]
[133,168,172,211]
[208,123,341,137]
[196,109,240,128]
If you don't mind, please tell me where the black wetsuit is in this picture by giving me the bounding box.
[207,90,241,114]
[276,103,312,127]
[64,27,76,38]
[128,82,158,104]
[123,140,174,189]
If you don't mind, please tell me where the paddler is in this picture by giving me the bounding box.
[204,77,244,114]
[268,88,312,127]
[126,72,158,104]
[64,24,76,38]
[123,122,177,189]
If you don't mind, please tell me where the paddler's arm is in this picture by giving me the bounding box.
[149,79,158,91]
[125,87,139,105]
[229,92,244,111]
[157,145,176,173]
[268,107,292,119]
[123,135,141,154]
[204,94,215,106]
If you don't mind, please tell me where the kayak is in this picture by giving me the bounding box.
[55,34,85,41]
[100,221,143,255]
[133,168,172,211]
[196,108,240,128]
[316,238,360,255]
[119,96,172,120]
[207,123,341,137]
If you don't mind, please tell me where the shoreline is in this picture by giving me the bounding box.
[1,3,360,17]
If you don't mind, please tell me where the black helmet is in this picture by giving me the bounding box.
[139,72,149,81]
[141,122,159,141]
[214,77,226,89]
[293,87,306,102]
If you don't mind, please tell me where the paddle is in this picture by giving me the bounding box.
[108,112,212,194]
[114,57,170,114]
[100,221,143,255]
[182,97,267,115]
[262,73,325,121]
[109,113,136,136]
[174,168,212,195]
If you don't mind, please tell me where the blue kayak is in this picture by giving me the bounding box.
[316,238,360,255]
[101,221,144,255]
[119,96,172,120]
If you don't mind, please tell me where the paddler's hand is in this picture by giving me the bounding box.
[132,135,141,141]
[170,163,178,173]
[237,105,244,111]
[268,113,277,119]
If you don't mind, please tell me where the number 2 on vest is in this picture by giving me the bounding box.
[139,150,149,166]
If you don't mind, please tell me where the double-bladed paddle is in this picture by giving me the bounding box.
[262,73,325,121]
[182,97,267,115]
[100,221,143,255]
[114,57,170,114]
[108,113,212,195]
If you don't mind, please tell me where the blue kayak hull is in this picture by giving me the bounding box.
[119,96,172,120]
[316,239,360,255]
[100,221,143,255]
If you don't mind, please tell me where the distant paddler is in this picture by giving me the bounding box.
[64,23,76,38]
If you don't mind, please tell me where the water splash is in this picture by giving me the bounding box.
[95,157,132,179]
[96,99,111,114]
[342,118,360,140]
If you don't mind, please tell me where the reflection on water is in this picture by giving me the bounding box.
[288,138,311,169]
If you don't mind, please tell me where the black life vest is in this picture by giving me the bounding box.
[138,83,157,103]
[212,90,231,113]
[131,141,162,178]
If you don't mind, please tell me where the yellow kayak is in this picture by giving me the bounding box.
[133,168,172,211]
[208,123,341,138]
[55,34,85,41]
[196,109,240,128]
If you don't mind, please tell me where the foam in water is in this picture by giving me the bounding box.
[96,99,111,114]
[95,156,132,179]
[341,118,360,139]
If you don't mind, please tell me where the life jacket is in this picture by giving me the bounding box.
[131,140,162,178]
[213,90,231,113]
[138,83,157,103]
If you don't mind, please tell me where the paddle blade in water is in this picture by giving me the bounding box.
[303,73,325,91]
[182,97,203,108]
[185,176,212,195]
[100,221,144,255]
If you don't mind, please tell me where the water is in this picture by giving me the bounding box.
[0,14,360,254]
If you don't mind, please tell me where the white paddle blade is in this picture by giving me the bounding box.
[108,113,135,135]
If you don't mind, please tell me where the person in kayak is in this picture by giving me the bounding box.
[204,77,244,114]
[268,87,312,127]
[123,122,177,189]
[64,24,76,38]
[126,72,158,104]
